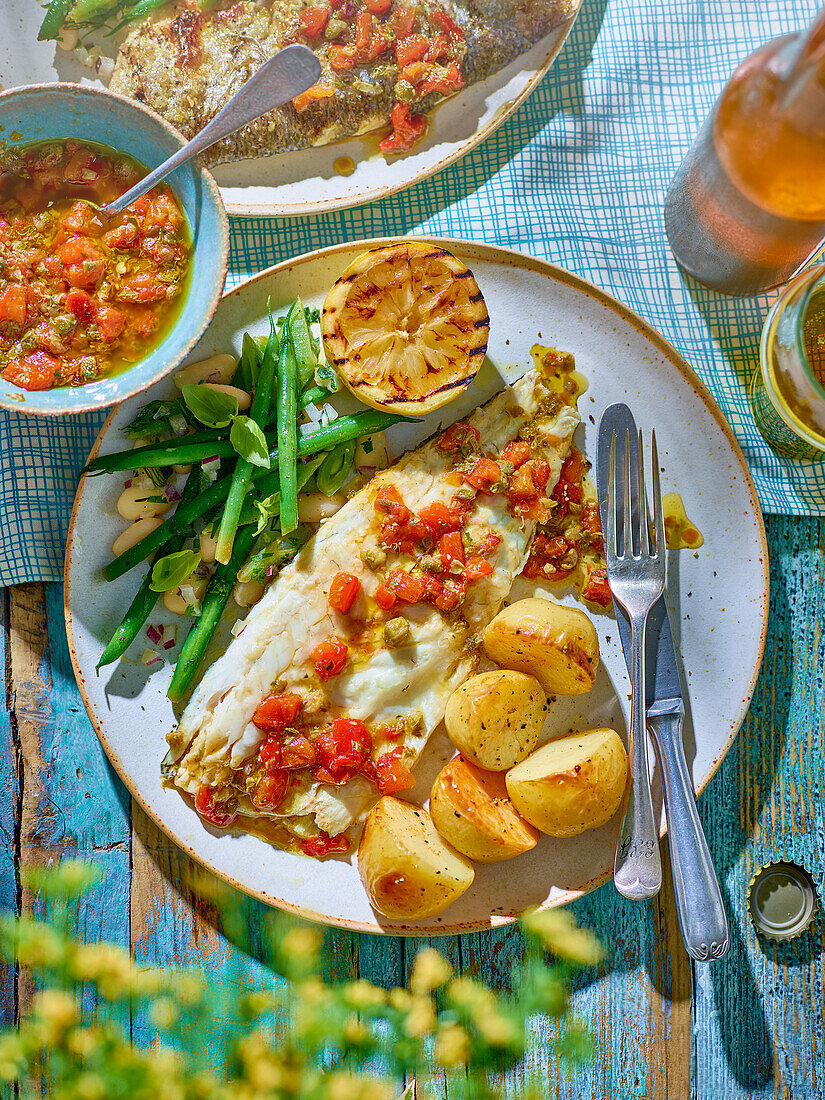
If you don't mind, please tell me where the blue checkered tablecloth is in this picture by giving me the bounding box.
[2,0,824,587]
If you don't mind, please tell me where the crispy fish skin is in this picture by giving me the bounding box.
[109,0,574,164]
[167,368,579,838]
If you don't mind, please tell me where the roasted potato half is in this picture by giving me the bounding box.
[358,796,474,919]
[483,598,599,696]
[429,756,539,863]
[505,728,628,838]
[444,670,548,771]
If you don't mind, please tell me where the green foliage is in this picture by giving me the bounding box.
[0,861,601,1099]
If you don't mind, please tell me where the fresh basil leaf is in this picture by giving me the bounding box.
[230,415,271,468]
[236,332,262,392]
[123,397,189,438]
[180,383,238,428]
[149,549,202,593]
[253,491,281,536]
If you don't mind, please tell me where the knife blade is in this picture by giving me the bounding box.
[595,403,730,960]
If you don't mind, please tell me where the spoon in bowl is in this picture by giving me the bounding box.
[101,44,321,217]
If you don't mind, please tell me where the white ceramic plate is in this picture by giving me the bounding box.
[65,239,769,935]
[3,2,580,217]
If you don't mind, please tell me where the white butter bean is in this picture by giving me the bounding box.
[202,383,252,411]
[116,482,172,521]
[297,491,347,524]
[233,579,266,608]
[174,353,236,389]
[199,527,218,564]
[112,517,164,557]
[164,572,210,616]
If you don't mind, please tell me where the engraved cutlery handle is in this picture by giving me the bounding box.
[648,706,730,960]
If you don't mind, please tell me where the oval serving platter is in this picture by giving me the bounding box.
[65,239,769,935]
[3,0,581,217]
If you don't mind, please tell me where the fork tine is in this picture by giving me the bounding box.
[606,432,617,558]
[637,429,649,556]
[622,429,633,559]
[651,429,664,556]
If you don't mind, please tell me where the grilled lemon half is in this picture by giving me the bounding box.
[321,242,490,417]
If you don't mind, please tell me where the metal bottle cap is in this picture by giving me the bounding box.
[747,861,819,940]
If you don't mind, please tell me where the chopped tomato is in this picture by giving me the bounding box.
[379,102,427,154]
[465,556,493,581]
[507,463,540,501]
[415,60,465,96]
[60,236,106,289]
[97,306,127,343]
[375,584,398,610]
[103,219,140,250]
[300,832,350,857]
[582,567,612,607]
[312,637,348,681]
[66,289,97,324]
[251,771,289,810]
[432,576,466,611]
[253,692,303,733]
[374,483,410,523]
[373,748,416,794]
[476,530,501,555]
[438,530,464,569]
[387,568,427,603]
[299,6,329,35]
[395,33,429,66]
[315,717,372,781]
[329,571,361,614]
[194,785,237,828]
[438,420,480,453]
[433,8,464,43]
[500,440,531,467]
[582,501,602,535]
[329,11,390,68]
[2,351,59,391]
[281,737,318,769]
[260,737,283,768]
[144,190,182,231]
[418,500,465,538]
[364,0,392,12]
[0,285,27,327]
[426,32,451,61]
[117,272,169,304]
[292,83,336,112]
[392,6,417,36]
[463,457,502,492]
[61,201,102,235]
[522,533,576,580]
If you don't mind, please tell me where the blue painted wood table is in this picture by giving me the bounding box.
[0,512,822,1099]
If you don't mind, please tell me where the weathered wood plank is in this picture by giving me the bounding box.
[9,583,132,1021]
[693,515,825,1100]
[0,590,18,1033]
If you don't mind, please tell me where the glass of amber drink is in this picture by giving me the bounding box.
[665,10,825,296]
[750,261,825,458]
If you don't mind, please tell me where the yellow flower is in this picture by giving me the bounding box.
[172,972,207,1007]
[447,977,496,1016]
[12,921,66,968]
[34,989,77,1032]
[0,1033,26,1081]
[434,1023,470,1067]
[475,1011,519,1047]
[342,979,387,1010]
[520,909,604,966]
[389,988,412,1012]
[343,1016,369,1045]
[403,996,435,1038]
[281,926,321,962]
[72,944,135,998]
[327,1072,395,1100]
[65,1026,101,1058]
[408,948,453,995]
[72,1073,107,1100]
[148,997,180,1030]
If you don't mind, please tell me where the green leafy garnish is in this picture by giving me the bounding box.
[180,384,238,428]
[122,398,188,438]
[230,415,270,469]
[236,331,263,392]
[149,549,202,593]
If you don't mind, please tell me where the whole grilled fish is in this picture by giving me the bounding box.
[110,0,575,163]
[166,364,580,850]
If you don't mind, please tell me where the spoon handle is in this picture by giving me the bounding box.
[105,44,321,215]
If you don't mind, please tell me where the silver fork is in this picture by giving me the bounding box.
[606,430,664,900]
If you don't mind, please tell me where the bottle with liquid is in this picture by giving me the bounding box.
[665,10,825,296]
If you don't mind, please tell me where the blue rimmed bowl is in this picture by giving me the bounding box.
[0,83,229,416]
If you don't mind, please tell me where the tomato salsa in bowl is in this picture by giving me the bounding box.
[0,84,228,416]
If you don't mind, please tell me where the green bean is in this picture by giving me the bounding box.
[69,0,120,22]
[289,297,317,392]
[166,525,258,701]
[299,385,329,411]
[96,470,200,668]
[214,309,279,565]
[102,410,407,581]
[316,440,356,497]
[122,0,173,20]
[85,429,224,473]
[234,332,262,392]
[277,305,300,535]
[38,0,76,40]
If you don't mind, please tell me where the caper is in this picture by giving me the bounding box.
[360,546,387,570]
[53,314,76,336]
[352,78,382,96]
[383,617,411,648]
[393,79,417,103]
[325,17,347,38]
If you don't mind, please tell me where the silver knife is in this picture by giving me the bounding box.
[597,404,730,961]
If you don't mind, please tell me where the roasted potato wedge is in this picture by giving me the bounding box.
[483,598,599,696]
[505,728,628,837]
[444,670,548,771]
[429,756,539,862]
[358,796,474,919]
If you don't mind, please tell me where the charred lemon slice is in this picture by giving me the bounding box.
[321,241,490,417]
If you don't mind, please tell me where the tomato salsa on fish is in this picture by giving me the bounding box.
[0,138,191,391]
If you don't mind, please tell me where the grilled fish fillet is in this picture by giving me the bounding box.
[166,365,579,843]
[110,0,575,163]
